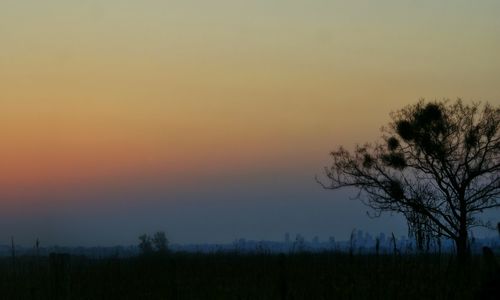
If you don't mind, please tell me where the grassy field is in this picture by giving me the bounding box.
[0,252,496,299]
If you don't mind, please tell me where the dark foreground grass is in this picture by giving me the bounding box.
[0,252,495,299]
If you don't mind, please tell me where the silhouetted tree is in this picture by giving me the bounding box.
[152,231,169,253]
[319,99,499,262]
[138,234,153,255]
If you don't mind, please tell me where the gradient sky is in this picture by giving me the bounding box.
[1,0,499,246]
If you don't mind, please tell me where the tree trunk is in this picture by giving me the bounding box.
[456,236,468,263]
[457,194,469,264]
[456,223,469,264]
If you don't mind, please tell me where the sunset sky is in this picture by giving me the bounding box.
[1,0,499,246]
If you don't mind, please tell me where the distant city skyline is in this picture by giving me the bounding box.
[3,228,499,258]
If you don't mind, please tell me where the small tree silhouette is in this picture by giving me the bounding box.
[152,231,169,253]
[138,234,153,255]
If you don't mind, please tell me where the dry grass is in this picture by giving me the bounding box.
[0,252,493,299]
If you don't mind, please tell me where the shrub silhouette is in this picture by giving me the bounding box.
[139,231,170,255]
[138,234,154,255]
[153,231,169,253]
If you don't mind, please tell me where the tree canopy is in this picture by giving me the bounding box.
[320,99,500,260]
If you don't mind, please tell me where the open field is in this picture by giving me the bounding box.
[1,252,496,299]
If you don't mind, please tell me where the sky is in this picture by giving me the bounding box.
[1,0,499,246]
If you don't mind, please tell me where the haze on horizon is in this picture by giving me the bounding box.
[1,0,499,246]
